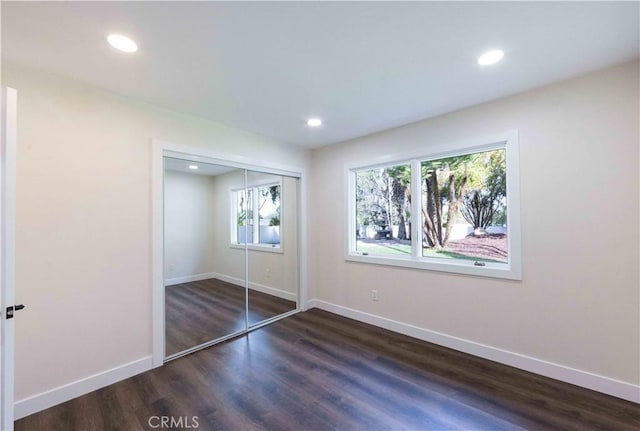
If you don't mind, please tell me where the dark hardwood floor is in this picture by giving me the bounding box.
[17,309,639,431]
[166,278,296,356]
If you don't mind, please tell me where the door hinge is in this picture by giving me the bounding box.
[6,304,25,319]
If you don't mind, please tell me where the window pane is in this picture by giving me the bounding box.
[258,185,281,245]
[421,148,507,264]
[355,164,412,256]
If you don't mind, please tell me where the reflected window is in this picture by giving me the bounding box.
[232,183,281,247]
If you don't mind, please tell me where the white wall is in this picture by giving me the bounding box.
[246,176,299,298]
[209,170,299,299]
[309,61,639,395]
[5,56,637,412]
[207,169,245,282]
[163,170,216,283]
[164,166,298,294]
[3,63,309,403]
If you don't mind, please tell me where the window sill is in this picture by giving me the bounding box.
[230,243,283,254]
[344,252,521,280]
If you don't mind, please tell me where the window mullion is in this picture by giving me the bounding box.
[347,170,356,255]
[252,188,260,244]
[232,191,239,244]
[410,159,422,259]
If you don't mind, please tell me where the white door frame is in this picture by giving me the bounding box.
[1,87,18,430]
[151,139,308,367]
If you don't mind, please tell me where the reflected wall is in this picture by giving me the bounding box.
[164,158,299,358]
[164,158,247,357]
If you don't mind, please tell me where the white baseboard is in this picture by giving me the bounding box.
[14,356,152,420]
[164,272,217,286]
[212,272,297,302]
[307,299,640,404]
[165,272,296,302]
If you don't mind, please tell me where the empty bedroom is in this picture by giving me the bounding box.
[0,1,638,430]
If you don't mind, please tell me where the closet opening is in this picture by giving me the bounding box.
[152,143,304,363]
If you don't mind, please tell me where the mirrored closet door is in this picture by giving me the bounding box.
[163,156,300,360]
[163,158,247,357]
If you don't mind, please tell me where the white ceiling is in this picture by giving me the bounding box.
[2,2,638,148]
[164,157,238,177]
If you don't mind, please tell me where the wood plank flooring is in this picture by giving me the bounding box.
[17,309,640,431]
[166,278,296,356]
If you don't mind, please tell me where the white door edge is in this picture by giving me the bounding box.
[1,87,18,431]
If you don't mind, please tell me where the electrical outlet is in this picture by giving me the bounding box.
[371,290,379,301]
[169,264,175,272]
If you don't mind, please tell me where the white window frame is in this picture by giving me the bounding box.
[345,131,522,280]
[230,180,283,253]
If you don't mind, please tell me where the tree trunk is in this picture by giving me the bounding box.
[421,208,440,248]
[390,176,407,240]
[432,172,442,243]
[442,174,468,247]
[385,174,393,230]
[424,177,438,247]
[405,187,412,240]
[397,213,406,240]
[423,173,444,248]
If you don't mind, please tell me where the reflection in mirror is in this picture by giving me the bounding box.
[246,171,298,326]
[163,157,247,357]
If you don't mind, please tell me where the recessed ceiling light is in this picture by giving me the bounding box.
[188,165,199,170]
[107,34,138,53]
[478,49,504,66]
[307,118,322,127]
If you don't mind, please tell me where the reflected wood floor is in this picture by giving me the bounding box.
[166,278,295,356]
[16,309,640,431]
